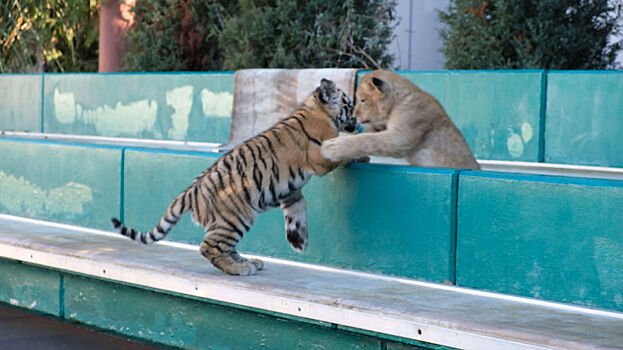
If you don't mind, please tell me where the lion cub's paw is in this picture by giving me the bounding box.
[320,138,348,162]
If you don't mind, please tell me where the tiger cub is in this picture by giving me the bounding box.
[111,79,357,276]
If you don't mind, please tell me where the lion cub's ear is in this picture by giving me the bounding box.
[318,78,338,104]
[370,77,386,93]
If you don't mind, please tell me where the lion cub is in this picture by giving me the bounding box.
[321,70,479,169]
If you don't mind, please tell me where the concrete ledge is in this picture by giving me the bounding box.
[0,214,621,350]
[0,131,223,153]
[370,156,623,180]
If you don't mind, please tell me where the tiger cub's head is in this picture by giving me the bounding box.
[311,78,359,133]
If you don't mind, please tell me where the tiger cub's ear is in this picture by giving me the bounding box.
[318,78,338,104]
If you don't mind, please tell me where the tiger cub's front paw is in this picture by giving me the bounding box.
[285,215,308,252]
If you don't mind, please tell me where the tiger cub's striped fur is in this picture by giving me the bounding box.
[111,79,357,275]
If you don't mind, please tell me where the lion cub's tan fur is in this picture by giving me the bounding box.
[321,70,480,169]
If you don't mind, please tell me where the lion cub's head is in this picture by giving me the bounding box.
[354,70,400,132]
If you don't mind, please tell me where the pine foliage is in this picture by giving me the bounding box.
[124,0,396,71]
[123,0,236,71]
[218,0,397,70]
[438,0,623,69]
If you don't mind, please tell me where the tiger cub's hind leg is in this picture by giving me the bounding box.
[281,191,308,252]
[199,226,263,276]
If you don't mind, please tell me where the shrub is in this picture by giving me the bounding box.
[438,0,623,69]
[218,0,397,70]
[123,0,236,71]
[124,0,397,71]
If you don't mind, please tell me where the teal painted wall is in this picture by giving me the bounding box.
[545,71,623,167]
[0,257,438,349]
[64,275,381,349]
[0,259,60,316]
[123,149,457,283]
[457,171,623,311]
[393,71,544,162]
[2,70,623,167]
[240,163,457,283]
[0,139,121,230]
[2,70,623,313]
[43,73,233,144]
[4,70,623,167]
[123,149,219,244]
[0,74,42,132]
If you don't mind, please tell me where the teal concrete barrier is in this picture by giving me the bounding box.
[241,163,458,282]
[0,258,61,316]
[0,257,434,350]
[123,149,458,283]
[3,70,623,169]
[2,138,623,313]
[0,139,121,230]
[457,171,623,311]
[545,71,623,168]
[43,73,233,144]
[64,275,385,349]
[0,74,42,132]
[3,70,623,313]
[393,71,545,162]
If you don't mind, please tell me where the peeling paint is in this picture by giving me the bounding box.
[201,89,233,118]
[521,122,533,143]
[54,88,78,123]
[0,171,92,217]
[9,298,18,306]
[84,100,158,137]
[166,85,193,139]
[529,286,542,298]
[594,236,623,308]
[507,132,524,158]
[53,88,158,136]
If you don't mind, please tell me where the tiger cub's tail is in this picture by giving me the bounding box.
[111,190,191,244]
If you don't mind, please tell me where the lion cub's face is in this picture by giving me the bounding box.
[354,76,392,132]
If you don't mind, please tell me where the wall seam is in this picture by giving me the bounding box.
[58,273,65,318]
[120,147,126,222]
[538,70,548,163]
[449,170,460,285]
[40,73,45,133]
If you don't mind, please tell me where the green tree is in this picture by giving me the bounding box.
[0,0,99,72]
[438,0,623,69]
[218,0,397,70]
